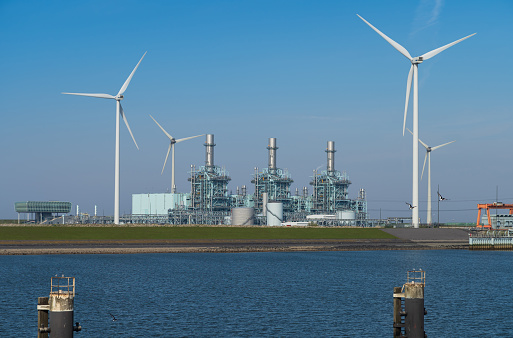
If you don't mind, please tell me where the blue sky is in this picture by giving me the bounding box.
[1,0,512,222]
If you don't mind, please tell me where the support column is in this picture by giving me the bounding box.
[38,297,49,338]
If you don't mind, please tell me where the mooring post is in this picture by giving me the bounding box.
[37,297,50,338]
[393,270,427,338]
[39,277,81,337]
[403,270,426,338]
[393,286,403,337]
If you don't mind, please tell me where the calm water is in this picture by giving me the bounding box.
[1,250,512,337]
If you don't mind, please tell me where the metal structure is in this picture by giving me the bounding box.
[409,130,455,225]
[150,114,204,193]
[188,134,231,212]
[393,270,426,338]
[469,229,513,250]
[15,201,71,223]
[38,276,81,337]
[127,136,368,226]
[310,142,352,214]
[252,138,294,214]
[358,14,475,228]
[63,52,146,225]
[476,203,513,229]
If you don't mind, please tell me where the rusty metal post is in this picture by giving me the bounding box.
[37,297,50,338]
[403,271,426,338]
[39,277,81,337]
[393,286,403,337]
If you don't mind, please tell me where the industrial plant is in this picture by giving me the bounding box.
[131,135,368,226]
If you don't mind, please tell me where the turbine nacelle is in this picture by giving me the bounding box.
[115,94,124,101]
[411,56,423,64]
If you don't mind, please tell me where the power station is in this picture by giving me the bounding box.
[132,135,368,226]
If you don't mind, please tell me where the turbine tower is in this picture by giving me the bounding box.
[63,52,147,224]
[408,130,455,224]
[357,14,474,228]
[149,115,204,193]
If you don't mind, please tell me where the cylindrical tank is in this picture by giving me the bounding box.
[232,207,255,226]
[337,210,356,225]
[337,210,356,220]
[267,138,278,174]
[267,202,283,226]
[262,192,268,215]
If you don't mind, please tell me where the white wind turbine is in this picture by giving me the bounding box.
[408,129,455,224]
[357,14,474,228]
[63,52,147,225]
[150,115,204,193]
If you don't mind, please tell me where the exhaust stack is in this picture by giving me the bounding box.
[205,134,215,172]
[268,138,278,174]
[327,141,336,175]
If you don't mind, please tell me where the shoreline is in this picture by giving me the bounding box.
[0,238,468,255]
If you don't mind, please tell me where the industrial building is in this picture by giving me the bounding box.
[188,134,231,212]
[252,138,294,214]
[15,201,71,223]
[131,135,368,226]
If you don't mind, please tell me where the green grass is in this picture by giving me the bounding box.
[0,220,18,224]
[0,226,396,241]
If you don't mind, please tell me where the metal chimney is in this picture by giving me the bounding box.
[326,141,336,175]
[205,134,215,172]
[267,138,278,174]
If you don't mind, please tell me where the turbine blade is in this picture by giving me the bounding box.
[62,92,115,99]
[357,14,412,60]
[421,152,428,180]
[432,140,455,151]
[403,65,413,135]
[421,33,476,61]
[162,143,172,175]
[407,128,429,149]
[119,104,139,150]
[149,115,174,140]
[175,134,205,143]
[117,52,147,96]
[418,138,429,149]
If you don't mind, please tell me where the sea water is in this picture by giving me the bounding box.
[1,250,512,337]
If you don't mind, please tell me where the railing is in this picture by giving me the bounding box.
[406,270,425,286]
[50,277,75,296]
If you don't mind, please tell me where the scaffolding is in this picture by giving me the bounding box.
[188,165,231,212]
[310,169,352,213]
[252,167,294,214]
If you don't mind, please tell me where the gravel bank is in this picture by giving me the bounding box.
[0,237,468,255]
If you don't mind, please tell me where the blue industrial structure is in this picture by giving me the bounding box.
[131,135,368,226]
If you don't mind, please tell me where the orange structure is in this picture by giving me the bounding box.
[476,203,513,229]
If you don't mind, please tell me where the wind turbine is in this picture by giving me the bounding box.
[357,14,474,228]
[408,129,455,224]
[63,52,147,225]
[150,115,204,193]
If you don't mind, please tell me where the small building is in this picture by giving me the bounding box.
[132,193,189,215]
[480,214,513,229]
[15,201,71,223]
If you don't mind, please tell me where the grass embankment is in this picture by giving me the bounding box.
[0,226,395,241]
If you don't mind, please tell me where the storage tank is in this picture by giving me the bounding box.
[337,210,356,225]
[232,207,255,226]
[266,202,283,226]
